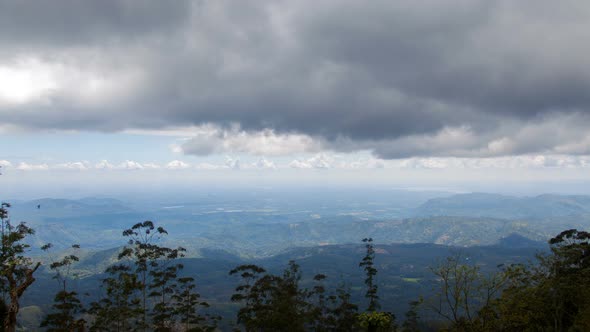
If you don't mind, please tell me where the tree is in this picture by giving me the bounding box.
[0,202,40,332]
[40,243,86,331]
[150,263,182,331]
[481,229,590,331]
[428,253,480,326]
[326,284,358,332]
[171,276,215,332]
[230,261,309,331]
[305,273,329,331]
[230,261,362,331]
[90,221,214,331]
[118,221,186,330]
[306,274,360,331]
[401,299,422,332]
[359,238,379,312]
[358,238,395,332]
[89,264,143,331]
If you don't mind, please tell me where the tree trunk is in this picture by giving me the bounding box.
[3,262,40,332]
[4,300,18,332]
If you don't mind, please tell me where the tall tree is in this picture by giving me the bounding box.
[359,238,379,312]
[40,243,86,331]
[358,238,395,332]
[89,264,143,331]
[428,253,480,326]
[426,251,511,331]
[230,261,309,331]
[401,299,422,332]
[90,221,215,331]
[171,276,213,331]
[326,284,358,332]
[0,202,40,332]
[119,221,186,330]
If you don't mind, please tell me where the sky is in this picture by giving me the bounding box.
[2,0,590,197]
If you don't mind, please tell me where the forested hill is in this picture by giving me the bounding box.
[20,240,544,331]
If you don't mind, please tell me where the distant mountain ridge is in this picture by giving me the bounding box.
[412,193,590,219]
[5,193,590,255]
[10,197,133,219]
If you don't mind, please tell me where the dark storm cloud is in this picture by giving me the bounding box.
[0,0,191,48]
[2,0,590,157]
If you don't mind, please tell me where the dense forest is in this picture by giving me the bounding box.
[0,202,589,331]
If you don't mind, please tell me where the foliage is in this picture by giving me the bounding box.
[171,276,219,332]
[358,312,394,331]
[230,260,361,331]
[324,284,359,331]
[479,229,590,331]
[0,202,40,332]
[89,221,214,331]
[360,238,379,312]
[358,238,396,332]
[401,299,422,332]
[426,252,508,331]
[230,261,308,331]
[40,243,86,331]
[119,221,185,330]
[88,263,143,331]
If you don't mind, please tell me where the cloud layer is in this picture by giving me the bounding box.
[4,153,590,173]
[1,0,590,158]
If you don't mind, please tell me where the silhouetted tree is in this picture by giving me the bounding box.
[230,261,311,331]
[40,243,86,331]
[89,264,143,331]
[171,276,210,331]
[90,221,215,331]
[0,202,40,332]
[358,238,395,332]
[325,283,358,331]
[118,221,185,330]
[401,299,422,332]
[360,238,379,312]
[480,229,590,331]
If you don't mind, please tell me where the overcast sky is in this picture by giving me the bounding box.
[2,0,590,196]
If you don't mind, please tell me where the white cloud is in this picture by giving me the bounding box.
[116,160,144,170]
[289,154,333,169]
[0,160,13,168]
[95,160,115,169]
[194,163,222,170]
[142,162,161,169]
[224,156,240,170]
[252,158,277,170]
[165,160,190,170]
[16,162,49,171]
[289,159,313,169]
[306,154,333,169]
[54,161,90,170]
[0,58,58,105]
[3,153,590,174]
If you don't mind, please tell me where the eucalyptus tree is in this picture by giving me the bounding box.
[40,243,86,331]
[89,263,143,331]
[358,238,395,332]
[90,220,215,331]
[0,202,40,332]
[119,221,186,330]
[230,262,310,331]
